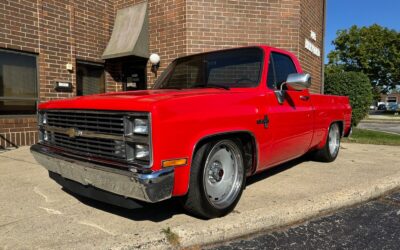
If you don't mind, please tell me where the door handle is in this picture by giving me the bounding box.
[300,95,310,101]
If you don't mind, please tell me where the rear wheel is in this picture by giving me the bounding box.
[314,123,341,162]
[182,139,246,219]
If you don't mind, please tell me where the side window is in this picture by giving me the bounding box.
[269,52,297,89]
[267,55,276,89]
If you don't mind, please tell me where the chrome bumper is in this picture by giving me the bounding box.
[30,144,174,203]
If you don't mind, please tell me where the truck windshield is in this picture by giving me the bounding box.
[153,48,263,90]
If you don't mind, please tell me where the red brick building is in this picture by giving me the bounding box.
[0,0,326,148]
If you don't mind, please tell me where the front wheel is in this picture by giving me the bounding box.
[313,123,341,162]
[182,139,246,219]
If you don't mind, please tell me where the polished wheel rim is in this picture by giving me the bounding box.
[203,140,243,209]
[328,124,340,156]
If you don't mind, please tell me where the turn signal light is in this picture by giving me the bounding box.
[162,158,188,168]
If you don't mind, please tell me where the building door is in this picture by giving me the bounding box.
[76,61,105,96]
[122,57,148,91]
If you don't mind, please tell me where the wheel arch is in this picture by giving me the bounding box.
[191,131,258,177]
[318,120,344,149]
[335,120,344,136]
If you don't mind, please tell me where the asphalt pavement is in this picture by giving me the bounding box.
[358,121,400,134]
[209,190,400,250]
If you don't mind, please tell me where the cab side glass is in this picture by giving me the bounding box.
[267,52,297,90]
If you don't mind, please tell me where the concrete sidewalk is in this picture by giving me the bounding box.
[1,143,400,249]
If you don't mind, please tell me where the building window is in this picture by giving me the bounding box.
[76,61,105,96]
[0,50,38,115]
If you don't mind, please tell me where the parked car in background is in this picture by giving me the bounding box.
[387,102,399,111]
[31,46,352,219]
[377,104,387,111]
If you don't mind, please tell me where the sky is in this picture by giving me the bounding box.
[325,0,400,63]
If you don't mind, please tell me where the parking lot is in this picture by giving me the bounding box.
[1,143,400,249]
[358,121,400,134]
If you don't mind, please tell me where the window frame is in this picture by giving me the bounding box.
[76,60,106,96]
[266,51,298,90]
[0,48,39,116]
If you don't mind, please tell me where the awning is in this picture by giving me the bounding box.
[102,2,148,59]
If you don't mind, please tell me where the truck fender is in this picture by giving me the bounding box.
[172,130,258,196]
[317,120,344,149]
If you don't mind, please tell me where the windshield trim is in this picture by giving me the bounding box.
[153,46,265,90]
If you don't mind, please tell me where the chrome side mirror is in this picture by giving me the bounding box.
[284,73,311,91]
[274,73,311,105]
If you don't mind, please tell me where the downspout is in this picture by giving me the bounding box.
[321,0,327,94]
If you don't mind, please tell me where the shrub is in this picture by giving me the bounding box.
[324,71,372,126]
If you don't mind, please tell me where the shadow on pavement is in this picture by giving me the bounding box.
[62,188,186,222]
[60,154,317,222]
[247,154,313,186]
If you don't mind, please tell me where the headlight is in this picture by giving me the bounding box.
[135,144,150,161]
[134,118,148,134]
[123,113,152,167]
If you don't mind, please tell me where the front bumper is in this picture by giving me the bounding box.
[30,144,174,203]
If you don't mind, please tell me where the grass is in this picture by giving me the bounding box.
[161,227,181,247]
[343,128,400,146]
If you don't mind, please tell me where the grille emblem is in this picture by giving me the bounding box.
[66,128,82,138]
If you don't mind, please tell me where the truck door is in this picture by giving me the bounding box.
[263,51,314,167]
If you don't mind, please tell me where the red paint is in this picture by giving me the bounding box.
[39,45,352,197]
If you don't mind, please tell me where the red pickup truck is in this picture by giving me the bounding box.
[31,46,352,218]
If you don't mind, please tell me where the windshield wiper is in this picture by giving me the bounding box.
[191,84,230,90]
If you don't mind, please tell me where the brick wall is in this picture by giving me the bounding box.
[0,0,116,147]
[0,117,38,148]
[185,0,324,93]
[186,0,301,54]
[299,0,325,93]
[0,0,325,147]
[145,0,187,85]
[0,0,41,147]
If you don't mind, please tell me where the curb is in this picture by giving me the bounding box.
[177,172,400,248]
[361,120,400,124]
[124,171,400,249]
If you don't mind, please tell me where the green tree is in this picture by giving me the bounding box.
[327,24,400,93]
[325,72,372,126]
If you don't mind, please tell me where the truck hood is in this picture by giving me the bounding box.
[39,89,234,111]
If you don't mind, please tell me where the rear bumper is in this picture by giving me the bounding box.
[30,144,174,203]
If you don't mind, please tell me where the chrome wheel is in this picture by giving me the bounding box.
[203,140,244,209]
[328,123,340,157]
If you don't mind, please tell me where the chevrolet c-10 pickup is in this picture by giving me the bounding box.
[31,46,352,218]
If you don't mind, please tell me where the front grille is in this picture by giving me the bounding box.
[52,133,126,161]
[39,110,151,168]
[46,111,124,135]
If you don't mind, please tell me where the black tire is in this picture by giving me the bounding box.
[181,139,246,219]
[313,123,341,162]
